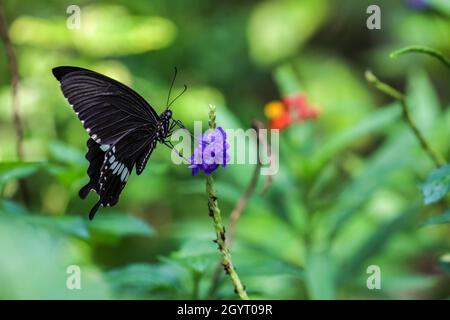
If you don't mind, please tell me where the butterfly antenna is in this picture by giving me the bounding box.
[168,84,187,107]
[166,67,178,109]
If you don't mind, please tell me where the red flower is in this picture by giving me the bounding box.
[265,93,319,130]
[282,93,319,121]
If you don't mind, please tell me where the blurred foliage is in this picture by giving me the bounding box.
[422,164,450,205]
[0,0,450,299]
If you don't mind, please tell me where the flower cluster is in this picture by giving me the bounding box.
[264,93,319,130]
[189,127,230,176]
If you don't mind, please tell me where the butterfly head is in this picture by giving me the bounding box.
[162,109,172,119]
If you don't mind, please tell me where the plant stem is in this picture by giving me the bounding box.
[365,70,446,168]
[0,5,24,160]
[0,3,30,205]
[206,104,249,300]
[228,120,266,245]
[390,46,450,69]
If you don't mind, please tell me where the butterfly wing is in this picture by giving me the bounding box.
[52,66,161,219]
[88,128,157,219]
[135,137,158,175]
[52,66,159,144]
[79,138,106,200]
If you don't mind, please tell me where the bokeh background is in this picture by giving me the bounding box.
[0,0,450,299]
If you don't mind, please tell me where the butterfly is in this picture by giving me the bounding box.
[52,66,187,220]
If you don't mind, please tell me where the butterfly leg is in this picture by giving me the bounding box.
[169,119,198,143]
[163,140,190,163]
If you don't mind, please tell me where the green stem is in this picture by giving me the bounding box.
[206,104,249,300]
[390,46,450,69]
[365,70,446,168]
[0,4,30,206]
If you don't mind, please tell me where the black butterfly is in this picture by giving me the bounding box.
[52,66,186,220]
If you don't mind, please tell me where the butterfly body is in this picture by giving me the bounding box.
[156,110,172,142]
[52,66,179,220]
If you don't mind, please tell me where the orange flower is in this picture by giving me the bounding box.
[269,112,292,130]
[264,101,285,119]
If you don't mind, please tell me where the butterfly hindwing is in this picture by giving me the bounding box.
[79,138,107,199]
[87,129,158,219]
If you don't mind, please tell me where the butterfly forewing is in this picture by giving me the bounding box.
[53,66,159,144]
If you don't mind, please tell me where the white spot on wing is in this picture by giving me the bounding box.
[121,167,128,181]
[100,144,109,152]
[117,163,124,176]
[113,162,121,174]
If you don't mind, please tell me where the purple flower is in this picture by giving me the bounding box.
[189,127,230,176]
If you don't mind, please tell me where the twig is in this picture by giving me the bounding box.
[227,120,265,245]
[390,46,450,69]
[227,163,260,244]
[206,104,249,300]
[0,4,30,204]
[0,5,23,159]
[365,70,446,167]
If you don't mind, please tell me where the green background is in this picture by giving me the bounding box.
[0,0,450,299]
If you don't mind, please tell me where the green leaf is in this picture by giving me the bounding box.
[107,263,186,298]
[313,105,401,172]
[305,250,336,299]
[338,206,420,282]
[0,199,29,214]
[11,5,177,57]
[89,212,155,238]
[407,68,441,133]
[328,132,415,239]
[248,0,329,65]
[28,215,89,239]
[428,0,450,16]
[273,64,303,96]
[0,161,42,186]
[422,164,450,205]
[49,142,85,165]
[164,239,218,274]
[422,209,450,226]
[0,210,89,239]
[237,259,303,278]
[0,213,109,299]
